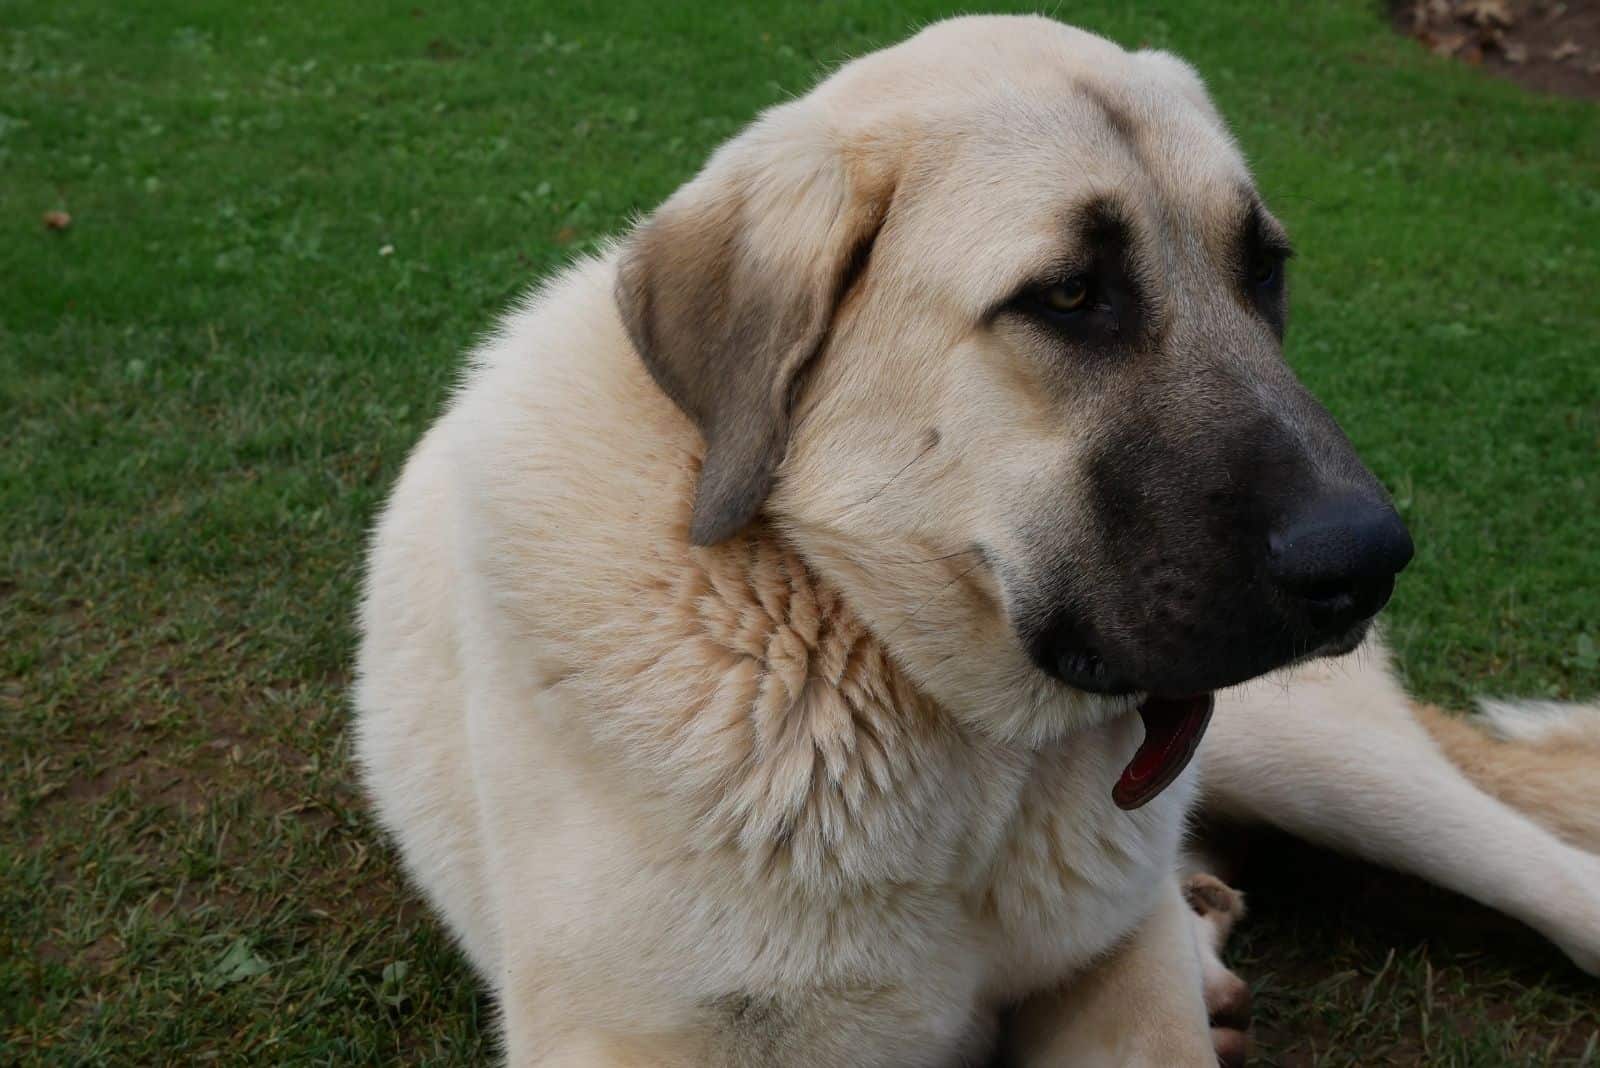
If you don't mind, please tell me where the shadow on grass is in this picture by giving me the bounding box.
[1218,825,1599,1066]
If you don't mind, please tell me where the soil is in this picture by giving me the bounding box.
[1392,0,1600,100]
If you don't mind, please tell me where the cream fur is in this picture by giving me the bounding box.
[358,17,1240,1065]
[1429,699,1600,851]
[358,247,1193,1065]
[355,13,1600,1066]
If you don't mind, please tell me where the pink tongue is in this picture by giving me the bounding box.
[1112,693,1215,811]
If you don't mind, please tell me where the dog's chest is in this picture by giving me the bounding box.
[680,638,1184,1002]
[693,695,1189,1068]
[964,735,1187,999]
[688,545,1174,973]
[664,689,1185,1065]
[546,531,1188,1040]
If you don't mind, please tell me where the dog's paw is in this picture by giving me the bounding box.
[1183,872,1247,944]
[1184,873,1252,1067]
[1206,976,1251,1068]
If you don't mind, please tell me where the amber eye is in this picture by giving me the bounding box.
[1041,278,1090,314]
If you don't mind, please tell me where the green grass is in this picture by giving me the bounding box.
[2,0,1596,1063]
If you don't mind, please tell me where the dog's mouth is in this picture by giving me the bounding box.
[1051,621,1368,809]
[1112,694,1215,810]
[1052,650,1213,808]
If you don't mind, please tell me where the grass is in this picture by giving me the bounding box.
[1,0,1596,1063]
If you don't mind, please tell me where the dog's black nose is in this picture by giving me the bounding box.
[1268,494,1413,621]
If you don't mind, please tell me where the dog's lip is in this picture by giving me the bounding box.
[1309,618,1373,658]
[1054,648,1138,695]
[1051,607,1378,697]
[1112,693,1215,810]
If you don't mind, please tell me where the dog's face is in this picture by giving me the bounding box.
[618,17,1411,740]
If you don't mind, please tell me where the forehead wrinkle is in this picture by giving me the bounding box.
[883,79,1250,321]
[1098,75,1256,252]
[1073,80,1153,177]
[1046,80,1249,319]
[990,94,1159,271]
[880,112,1137,315]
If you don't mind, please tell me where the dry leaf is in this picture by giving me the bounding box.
[42,210,71,231]
[1408,0,1446,31]
[1461,0,1513,28]
[1430,31,1469,56]
[1503,41,1529,64]
[1551,39,1581,62]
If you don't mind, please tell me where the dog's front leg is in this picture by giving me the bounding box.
[1005,876,1221,1068]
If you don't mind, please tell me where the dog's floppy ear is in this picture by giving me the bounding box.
[616,117,893,545]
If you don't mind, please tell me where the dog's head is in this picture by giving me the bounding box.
[616,16,1411,743]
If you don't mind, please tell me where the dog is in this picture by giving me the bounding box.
[354,15,1600,1065]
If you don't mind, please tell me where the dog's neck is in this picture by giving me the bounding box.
[711,515,1136,753]
[650,517,1180,905]
[753,518,1137,749]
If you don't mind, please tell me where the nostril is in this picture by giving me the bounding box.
[1294,578,1357,605]
[1298,586,1358,620]
[1268,494,1413,610]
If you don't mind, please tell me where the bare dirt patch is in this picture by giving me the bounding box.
[1394,0,1600,99]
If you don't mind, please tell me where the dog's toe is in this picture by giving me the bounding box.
[1205,969,1252,1032]
[1212,1025,1249,1068]
[1184,872,1245,924]
[1206,966,1253,1068]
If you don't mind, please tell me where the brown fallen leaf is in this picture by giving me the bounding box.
[1407,0,1441,32]
[1430,31,1469,56]
[1503,41,1529,64]
[1551,39,1581,62]
[43,210,71,231]
[1461,0,1513,28]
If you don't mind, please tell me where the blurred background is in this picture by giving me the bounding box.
[3,1,1596,1063]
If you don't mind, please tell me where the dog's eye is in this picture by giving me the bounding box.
[1034,278,1091,316]
[1007,270,1128,339]
[1250,244,1291,295]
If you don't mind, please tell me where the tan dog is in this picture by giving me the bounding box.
[355,15,1600,1065]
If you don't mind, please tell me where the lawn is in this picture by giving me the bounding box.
[2,0,1596,1064]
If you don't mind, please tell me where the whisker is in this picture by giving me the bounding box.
[903,546,983,566]
[883,557,988,642]
[844,437,938,514]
